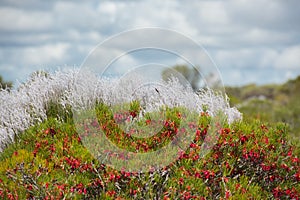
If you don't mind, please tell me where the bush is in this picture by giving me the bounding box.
[0,102,299,199]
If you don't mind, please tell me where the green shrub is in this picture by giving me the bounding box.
[0,102,299,199]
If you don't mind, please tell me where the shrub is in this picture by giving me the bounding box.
[1,70,298,199]
[0,103,299,199]
[0,69,241,151]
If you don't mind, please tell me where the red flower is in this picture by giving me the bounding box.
[65,157,81,170]
[130,189,137,195]
[177,112,182,118]
[225,161,230,169]
[221,128,231,135]
[33,149,38,157]
[49,144,56,153]
[261,163,271,171]
[287,148,293,156]
[261,124,268,131]
[7,193,14,200]
[130,111,137,118]
[202,170,214,179]
[291,157,299,163]
[264,137,269,144]
[193,155,199,161]
[294,172,300,181]
[124,171,131,178]
[27,184,33,191]
[240,135,248,144]
[56,184,66,191]
[178,178,184,185]
[223,177,229,183]
[35,142,41,149]
[225,190,231,199]
[163,195,170,200]
[109,174,115,181]
[269,175,275,182]
[190,143,197,148]
[195,172,201,178]
[281,163,290,171]
[195,130,201,137]
[49,128,56,137]
[106,190,116,197]
[273,187,282,198]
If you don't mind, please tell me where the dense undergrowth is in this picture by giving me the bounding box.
[0,101,299,199]
[0,70,299,199]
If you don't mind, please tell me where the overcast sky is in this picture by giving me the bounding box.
[0,0,300,86]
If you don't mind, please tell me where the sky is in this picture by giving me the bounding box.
[0,0,300,87]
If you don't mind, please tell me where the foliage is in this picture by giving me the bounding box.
[1,70,299,199]
[0,69,240,151]
[226,76,300,138]
[0,102,299,199]
[0,75,12,90]
[161,65,201,91]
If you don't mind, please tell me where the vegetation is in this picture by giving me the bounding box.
[226,75,300,138]
[0,75,12,90]
[0,71,299,199]
[0,102,299,199]
[161,65,201,91]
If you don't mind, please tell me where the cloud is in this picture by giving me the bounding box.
[1,43,70,66]
[0,0,299,86]
[21,43,70,65]
[215,48,260,69]
[0,7,53,32]
[97,1,118,18]
[0,0,55,11]
[0,42,72,84]
[184,1,231,33]
[53,1,100,30]
[228,0,300,31]
[274,46,300,69]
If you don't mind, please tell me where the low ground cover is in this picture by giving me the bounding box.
[0,102,299,199]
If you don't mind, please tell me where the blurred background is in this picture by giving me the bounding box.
[0,0,299,87]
